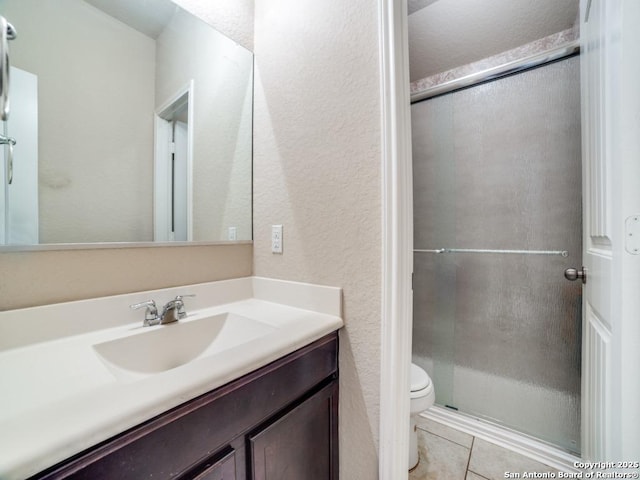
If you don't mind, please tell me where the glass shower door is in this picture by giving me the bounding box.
[411,56,582,454]
[0,66,38,245]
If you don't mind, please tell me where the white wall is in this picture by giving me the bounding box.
[156,8,253,241]
[253,1,382,477]
[2,0,156,243]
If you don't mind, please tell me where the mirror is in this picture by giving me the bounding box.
[0,0,253,246]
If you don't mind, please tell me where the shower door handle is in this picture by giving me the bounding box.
[564,267,587,284]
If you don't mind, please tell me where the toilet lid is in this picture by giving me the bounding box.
[410,363,431,392]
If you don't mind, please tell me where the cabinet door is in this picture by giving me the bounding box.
[249,381,338,480]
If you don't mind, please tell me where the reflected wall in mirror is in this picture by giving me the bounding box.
[0,0,253,246]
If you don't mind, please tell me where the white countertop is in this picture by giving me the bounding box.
[0,277,343,480]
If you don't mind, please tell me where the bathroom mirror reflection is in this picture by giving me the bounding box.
[0,0,253,246]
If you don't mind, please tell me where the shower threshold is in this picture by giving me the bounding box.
[422,405,581,473]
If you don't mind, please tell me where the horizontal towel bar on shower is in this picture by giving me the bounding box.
[414,248,569,257]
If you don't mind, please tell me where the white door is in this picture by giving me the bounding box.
[580,0,640,461]
[153,83,193,242]
[154,117,172,241]
[153,118,190,242]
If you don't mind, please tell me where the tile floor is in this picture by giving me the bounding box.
[409,416,560,480]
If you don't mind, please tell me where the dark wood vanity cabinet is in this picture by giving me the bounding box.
[31,333,338,480]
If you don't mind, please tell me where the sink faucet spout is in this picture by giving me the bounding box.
[160,295,195,324]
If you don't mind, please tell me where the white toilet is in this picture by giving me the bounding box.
[409,363,435,470]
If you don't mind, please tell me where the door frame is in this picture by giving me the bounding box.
[153,80,194,242]
[379,0,413,478]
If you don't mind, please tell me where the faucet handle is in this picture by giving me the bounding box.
[130,300,159,325]
[174,294,195,319]
[175,294,195,300]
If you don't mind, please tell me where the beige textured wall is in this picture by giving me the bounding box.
[0,244,252,311]
[253,1,382,478]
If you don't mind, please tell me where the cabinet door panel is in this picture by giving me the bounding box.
[249,382,338,480]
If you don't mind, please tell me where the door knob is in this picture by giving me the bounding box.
[564,267,587,284]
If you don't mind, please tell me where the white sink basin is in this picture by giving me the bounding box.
[93,313,275,379]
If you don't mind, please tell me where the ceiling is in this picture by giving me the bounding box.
[83,0,177,38]
[408,0,580,82]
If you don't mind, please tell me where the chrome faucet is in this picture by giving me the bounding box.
[130,295,195,326]
[159,295,195,324]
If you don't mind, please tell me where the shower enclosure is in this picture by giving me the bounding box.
[411,55,582,454]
